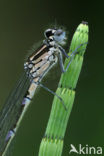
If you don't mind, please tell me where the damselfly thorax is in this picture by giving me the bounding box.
[24,44,58,81]
[24,28,67,80]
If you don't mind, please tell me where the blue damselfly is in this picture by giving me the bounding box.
[0,27,86,156]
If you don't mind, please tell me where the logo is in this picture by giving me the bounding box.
[69,144,102,155]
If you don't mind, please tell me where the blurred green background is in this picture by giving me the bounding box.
[0,0,103,156]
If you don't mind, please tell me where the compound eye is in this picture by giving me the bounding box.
[55,29,63,36]
[45,29,53,38]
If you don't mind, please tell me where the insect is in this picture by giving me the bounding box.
[0,27,85,155]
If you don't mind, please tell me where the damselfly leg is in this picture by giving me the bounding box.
[33,81,67,110]
[58,42,88,73]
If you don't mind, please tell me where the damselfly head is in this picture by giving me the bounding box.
[44,28,67,45]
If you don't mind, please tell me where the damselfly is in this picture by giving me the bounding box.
[0,27,86,155]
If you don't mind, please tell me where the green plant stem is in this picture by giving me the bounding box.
[38,22,89,156]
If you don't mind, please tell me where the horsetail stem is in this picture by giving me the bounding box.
[38,22,89,156]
